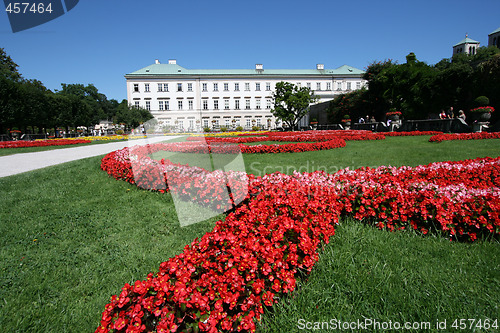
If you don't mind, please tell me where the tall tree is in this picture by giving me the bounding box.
[0,48,22,82]
[114,99,153,128]
[271,81,317,130]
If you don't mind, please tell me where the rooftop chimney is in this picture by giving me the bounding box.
[255,64,263,70]
[155,59,160,64]
[316,64,324,70]
[168,59,177,65]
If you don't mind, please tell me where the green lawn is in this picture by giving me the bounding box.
[0,136,499,332]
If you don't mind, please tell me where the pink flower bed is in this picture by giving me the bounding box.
[96,144,500,332]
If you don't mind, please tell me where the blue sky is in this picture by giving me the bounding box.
[1,0,499,101]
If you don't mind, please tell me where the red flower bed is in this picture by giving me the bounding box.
[184,131,384,153]
[97,145,500,332]
[188,130,444,146]
[0,139,91,149]
[429,132,500,143]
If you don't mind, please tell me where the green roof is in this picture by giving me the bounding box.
[125,63,365,77]
[489,27,500,35]
[453,37,480,47]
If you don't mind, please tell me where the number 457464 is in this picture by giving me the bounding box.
[452,319,498,330]
[5,2,53,14]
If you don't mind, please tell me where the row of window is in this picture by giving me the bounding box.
[133,81,361,93]
[135,98,274,111]
[134,82,272,93]
[160,118,275,129]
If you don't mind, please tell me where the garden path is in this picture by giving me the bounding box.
[0,136,179,178]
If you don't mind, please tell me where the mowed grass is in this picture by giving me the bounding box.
[0,136,499,332]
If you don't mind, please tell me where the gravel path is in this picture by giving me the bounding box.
[0,136,179,178]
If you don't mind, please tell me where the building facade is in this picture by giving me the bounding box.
[453,35,480,56]
[125,60,366,131]
[488,27,500,48]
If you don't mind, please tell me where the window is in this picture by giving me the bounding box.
[266,82,271,91]
[356,82,361,89]
[224,83,229,91]
[214,100,219,110]
[255,83,261,91]
[145,84,150,92]
[224,99,229,110]
[202,83,207,92]
[316,82,321,91]
[256,118,261,126]
[158,83,163,92]
[246,119,251,128]
[159,100,164,111]
[245,99,251,110]
[235,100,240,110]
[165,101,169,110]
[133,84,139,92]
[213,83,218,91]
[337,82,342,90]
[347,82,351,90]
[203,100,208,110]
[187,83,193,92]
[178,120,183,129]
[256,99,261,110]
[307,82,311,89]
[245,83,250,91]
[163,83,169,92]
[178,100,183,110]
[134,101,140,108]
[225,119,230,127]
[189,120,194,129]
[297,82,301,88]
[234,83,240,91]
[266,99,272,109]
[188,100,193,110]
[145,101,151,110]
[177,83,183,92]
[203,119,209,128]
[326,82,331,90]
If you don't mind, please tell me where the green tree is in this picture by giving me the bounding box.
[17,79,50,132]
[271,81,317,130]
[0,48,22,82]
[327,88,370,123]
[114,100,153,129]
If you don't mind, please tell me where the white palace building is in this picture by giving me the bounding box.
[125,60,366,131]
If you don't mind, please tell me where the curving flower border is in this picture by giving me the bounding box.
[429,132,500,143]
[96,141,500,332]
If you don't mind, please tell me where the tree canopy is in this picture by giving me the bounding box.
[328,47,500,123]
[0,48,152,135]
[271,81,317,129]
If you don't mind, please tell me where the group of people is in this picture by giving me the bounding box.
[358,115,377,124]
[439,107,466,122]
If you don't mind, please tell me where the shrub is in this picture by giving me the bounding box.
[220,126,228,132]
[236,126,243,131]
[116,129,124,135]
[474,96,490,107]
[203,127,211,133]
